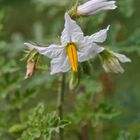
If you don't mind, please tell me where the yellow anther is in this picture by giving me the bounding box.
[67,43,78,72]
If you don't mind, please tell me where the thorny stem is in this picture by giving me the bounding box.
[57,74,66,140]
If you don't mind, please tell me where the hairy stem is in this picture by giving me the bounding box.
[57,74,66,140]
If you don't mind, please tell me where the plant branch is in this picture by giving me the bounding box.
[57,74,66,140]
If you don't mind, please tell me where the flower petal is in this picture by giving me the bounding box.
[78,43,104,62]
[50,52,71,75]
[85,25,110,43]
[110,58,124,73]
[88,1,117,15]
[61,56,71,72]
[24,43,63,59]
[112,52,131,63]
[103,62,111,72]
[61,13,84,46]
[103,58,124,74]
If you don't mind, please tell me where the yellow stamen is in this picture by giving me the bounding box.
[67,43,78,72]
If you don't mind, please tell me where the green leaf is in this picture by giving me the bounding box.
[9,124,27,134]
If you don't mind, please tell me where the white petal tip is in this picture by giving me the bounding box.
[112,52,131,63]
[107,25,110,30]
[124,56,132,62]
[108,1,117,9]
[65,12,70,20]
[126,58,131,63]
[24,42,33,49]
[120,56,132,63]
[112,1,117,8]
[99,47,105,53]
[24,42,29,46]
[113,5,117,9]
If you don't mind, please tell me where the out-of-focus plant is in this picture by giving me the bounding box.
[0,0,140,140]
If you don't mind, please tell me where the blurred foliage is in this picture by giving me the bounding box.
[0,0,140,140]
[18,103,70,140]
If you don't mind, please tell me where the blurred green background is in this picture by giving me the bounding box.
[0,0,140,140]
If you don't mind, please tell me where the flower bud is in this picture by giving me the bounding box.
[24,59,36,79]
[99,49,131,74]
[77,0,117,16]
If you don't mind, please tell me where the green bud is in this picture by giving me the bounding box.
[69,70,81,91]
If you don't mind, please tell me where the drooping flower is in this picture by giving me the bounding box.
[77,0,117,16]
[24,13,110,75]
[99,49,131,73]
[24,59,36,79]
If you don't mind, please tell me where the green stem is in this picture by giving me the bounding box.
[57,74,66,140]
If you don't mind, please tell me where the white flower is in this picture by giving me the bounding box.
[24,13,110,75]
[99,50,131,73]
[77,0,117,16]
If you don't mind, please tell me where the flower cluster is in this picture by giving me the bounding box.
[24,0,131,75]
